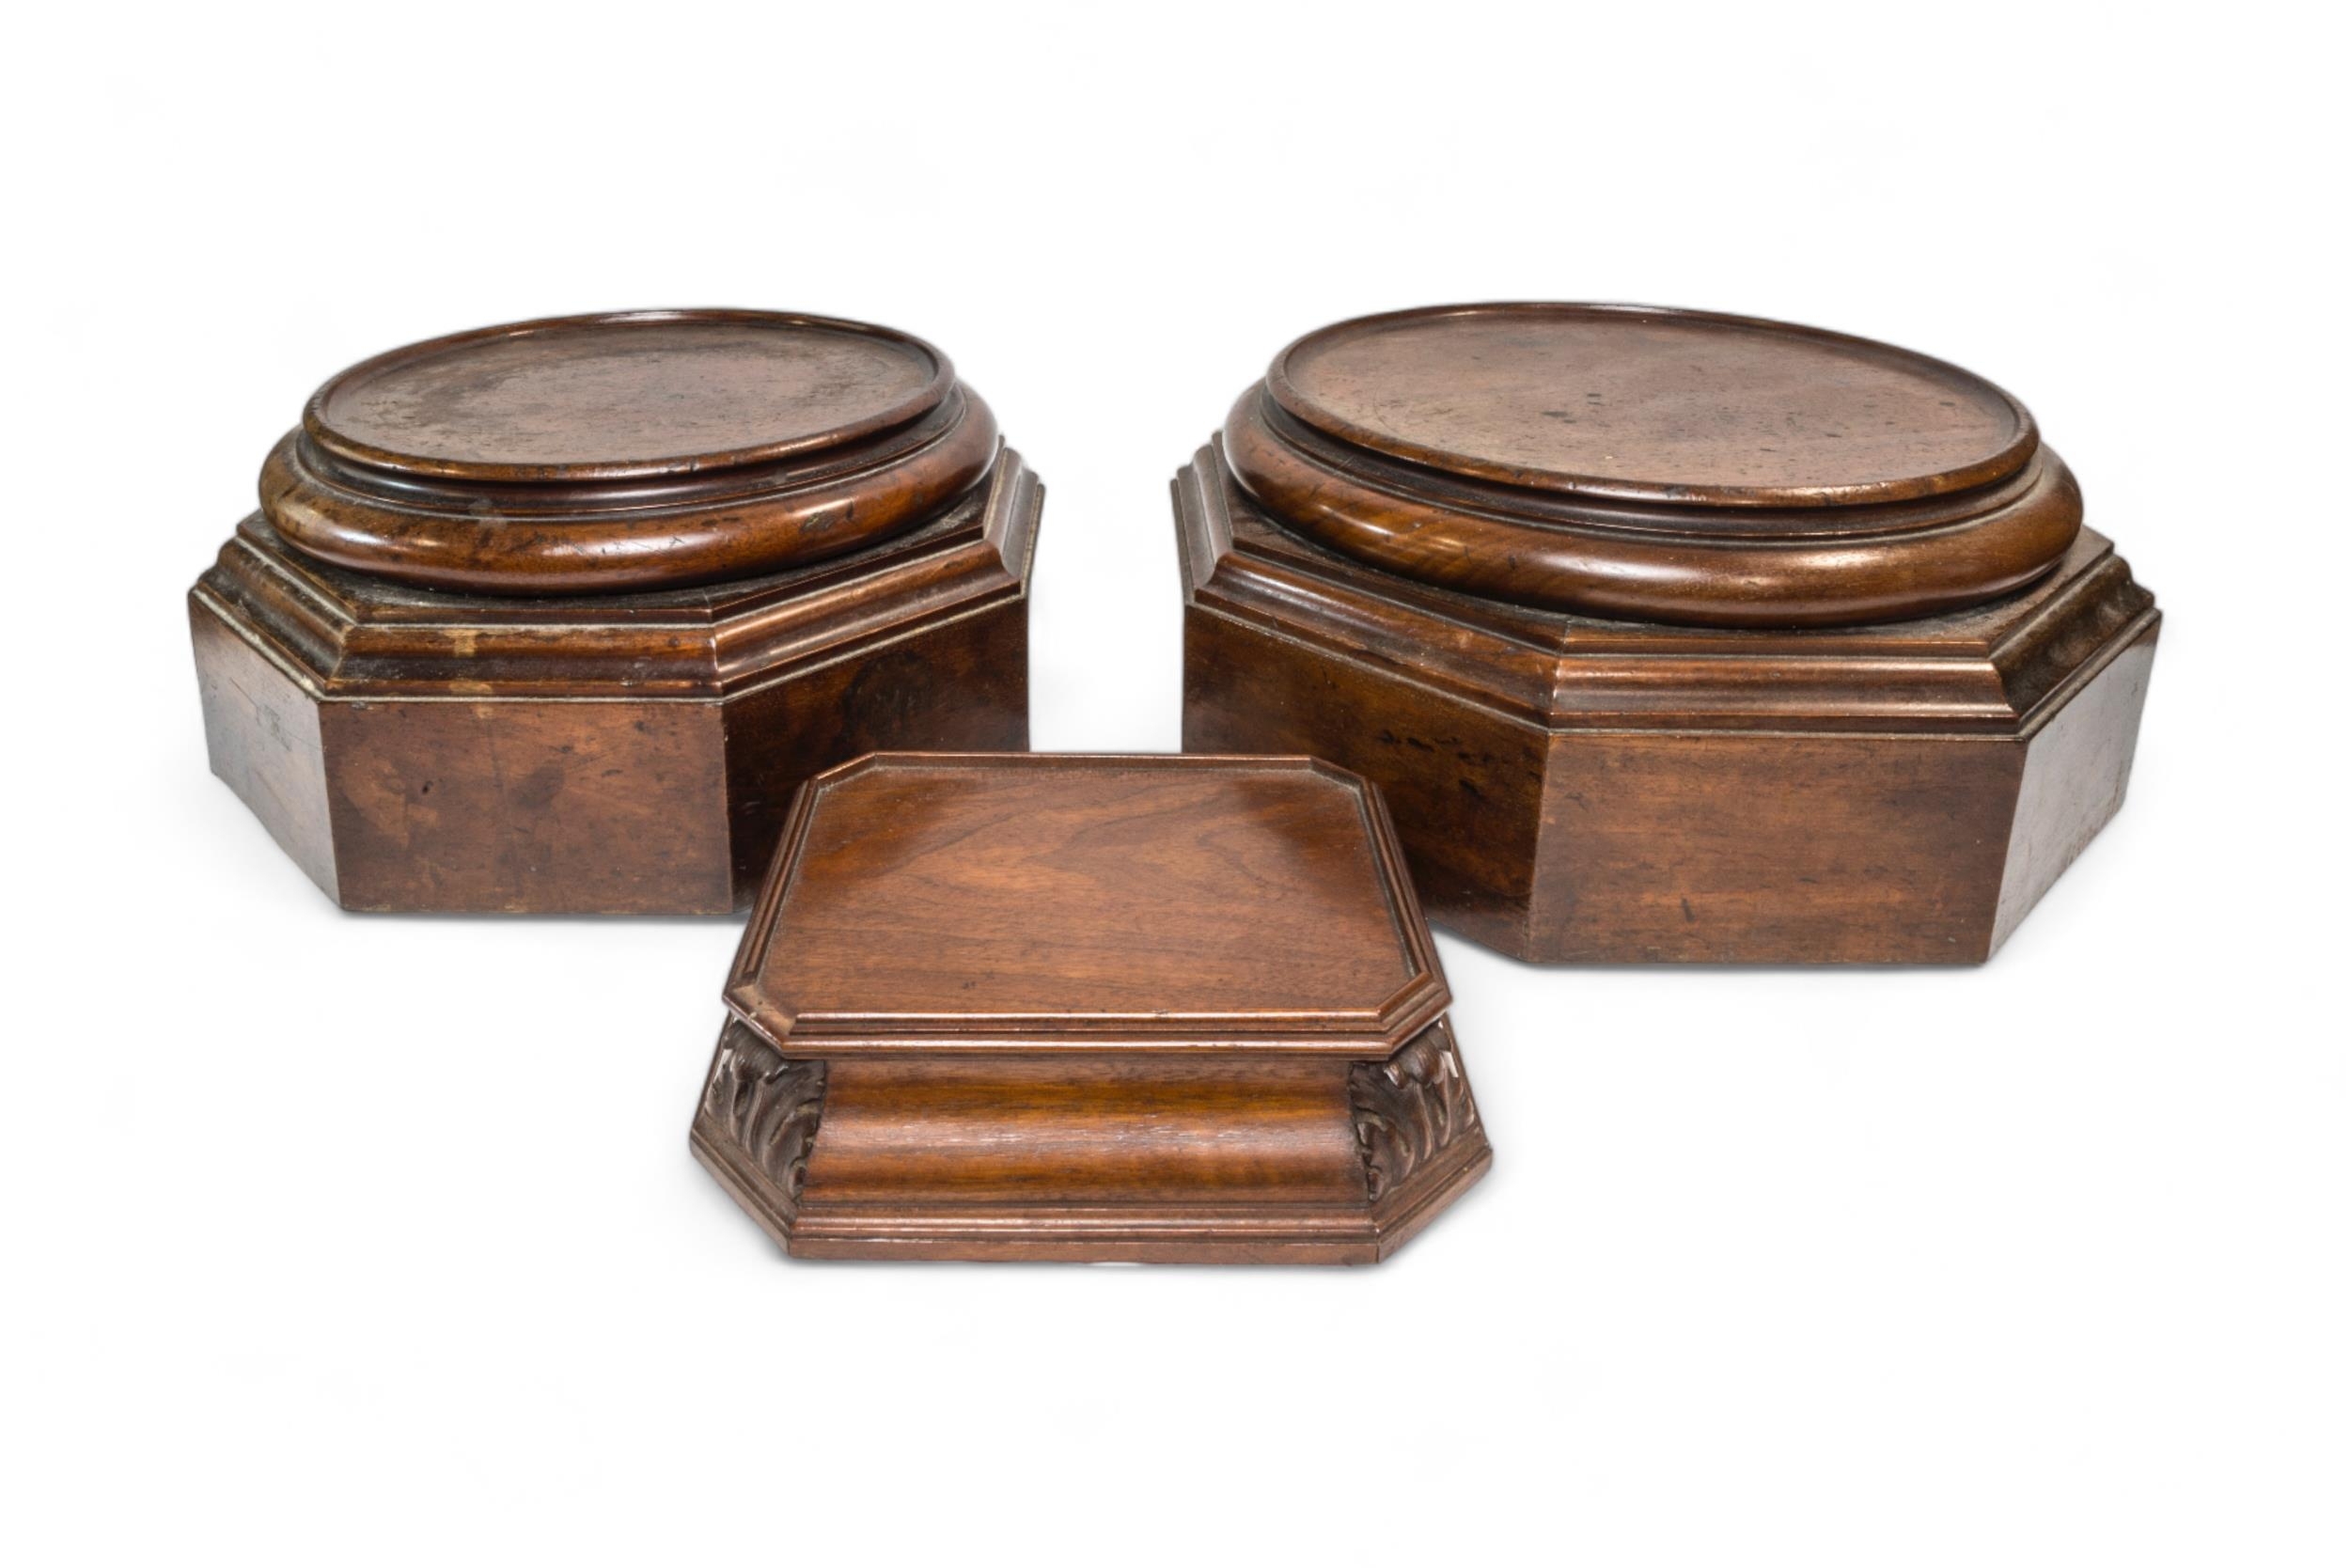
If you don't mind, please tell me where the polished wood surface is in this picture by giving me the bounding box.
[261,309,998,596]
[193,313,1041,916]
[310,311,948,477]
[692,754,1490,1262]
[1272,303,2031,501]
[1224,304,2082,627]
[732,757,1434,1037]
[1178,380,2159,964]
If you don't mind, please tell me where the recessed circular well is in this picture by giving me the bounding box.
[308,309,953,481]
[1269,303,2034,507]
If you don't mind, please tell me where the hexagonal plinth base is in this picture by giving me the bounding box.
[1175,447,2159,964]
[691,1020,1492,1263]
[191,452,1039,913]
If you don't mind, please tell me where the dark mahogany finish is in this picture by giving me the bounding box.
[192,310,1040,913]
[263,310,997,596]
[1178,304,2159,964]
[1224,304,2081,629]
[691,754,1492,1262]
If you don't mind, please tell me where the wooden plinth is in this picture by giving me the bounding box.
[689,754,1493,1263]
[190,310,1040,913]
[1176,305,2159,964]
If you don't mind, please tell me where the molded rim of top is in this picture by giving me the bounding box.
[302,307,958,485]
[1263,302,2040,510]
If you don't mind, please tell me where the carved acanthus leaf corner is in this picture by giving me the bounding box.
[701,1021,827,1202]
[1349,1025,1480,1200]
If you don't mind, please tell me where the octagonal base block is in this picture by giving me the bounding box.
[191,452,1040,913]
[1175,447,2158,964]
[691,1021,1492,1264]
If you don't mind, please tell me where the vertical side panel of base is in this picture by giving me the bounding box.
[721,603,1031,900]
[1181,609,1548,957]
[320,698,732,914]
[190,595,339,902]
[1991,622,2160,953]
[1537,732,2022,964]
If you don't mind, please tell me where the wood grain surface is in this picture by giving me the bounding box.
[692,754,1490,1262]
[194,358,1041,914]
[1272,303,2033,502]
[741,757,1423,1027]
[1225,303,2083,627]
[1177,346,2159,964]
[309,311,948,477]
[259,309,999,596]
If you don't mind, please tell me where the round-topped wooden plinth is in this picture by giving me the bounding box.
[192,310,1040,914]
[1177,304,2159,963]
[261,309,999,596]
[1222,303,2081,628]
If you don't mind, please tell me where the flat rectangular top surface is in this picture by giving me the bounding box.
[728,755,1444,1049]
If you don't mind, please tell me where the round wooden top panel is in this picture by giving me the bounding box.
[1224,304,2082,627]
[259,310,999,596]
[307,310,952,481]
[1270,304,2033,506]
[726,754,1448,1053]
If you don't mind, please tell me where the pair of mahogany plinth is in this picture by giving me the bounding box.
[191,306,2158,1262]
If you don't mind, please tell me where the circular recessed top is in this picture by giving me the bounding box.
[1268,303,2035,507]
[259,309,1002,597]
[307,309,954,482]
[1224,304,2083,627]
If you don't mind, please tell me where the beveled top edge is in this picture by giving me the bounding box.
[1264,302,2040,509]
[723,752,1451,1056]
[303,308,956,483]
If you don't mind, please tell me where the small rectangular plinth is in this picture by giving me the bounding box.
[692,751,1491,1262]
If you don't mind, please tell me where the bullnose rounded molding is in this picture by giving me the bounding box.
[1223,303,2084,628]
[259,309,1001,596]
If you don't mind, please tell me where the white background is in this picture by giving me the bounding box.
[8,4,2343,1562]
